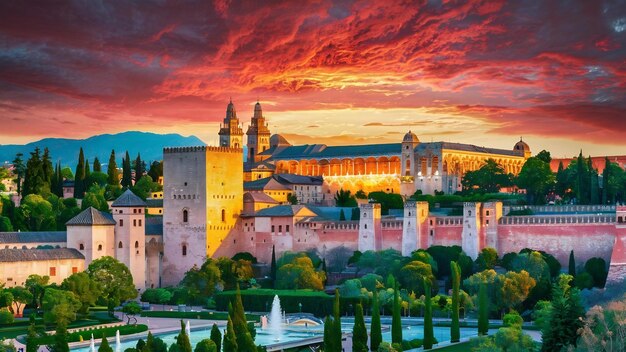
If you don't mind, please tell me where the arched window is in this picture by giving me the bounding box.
[118,241,123,248]
[182,245,187,256]
[135,241,139,248]
[79,243,84,250]
[221,209,226,222]
[98,244,103,251]
[183,209,188,223]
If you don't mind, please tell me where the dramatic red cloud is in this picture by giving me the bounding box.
[0,1,624,155]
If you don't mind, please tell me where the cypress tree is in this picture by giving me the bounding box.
[223,317,238,352]
[339,209,346,221]
[352,303,368,352]
[84,159,91,190]
[589,157,599,204]
[176,320,192,352]
[121,151,132,188]
[541,276,584,352]
[23,147,45,196]
[12,153,26,195]
[555,161,566,197]
[73,147,85,198]
[323,316,336,352]
[332,288,342,351]
[98,334,112,352]
[210,323,222,352]
[602,157,610,204]
[450,261,460,342]
[370,290,382,351]
[568,250,576,277]
[26,315,38,352]
[391,284,402,344]
[576,151,585,204]
[230,285,256,350]
[423,278,434,350]
[270,245,277,287]
[93,157,102,172]
[42,147,54,187]
[134,153,144,184]
[51,162,63,197]
[478,282,488,336]
[107,150,119,186]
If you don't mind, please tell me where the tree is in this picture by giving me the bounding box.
[370,289,382,351]
[131,176,161,200]
[516,155,555,204]
[194,339,217,352]
[270,245,277,287]
[42,288,81,326]
[334,188,357,207]
[541,275,584,352]
[144,332,168,352]
[497,270,536,312]
[339,209,346,221]
[62,272,101,316]
[107,150,119,186]
[461,159,512,193]
[8,286,32,317]
[230,286,256,351]
[74,148,86,199]
[391,285,402,344]
[98,334,113,352]
[352,303,368,352]
[0,216,13,231]
[23,148,48,197]
[93,157,102,172]
[584,257,608,288]
[147,161,163,183]
[478,282,488,336]
[287,193,298,205]
[121,151,132,188]
[210,323,222,352]
[12,153,26,195]
[134,153,144,184]
[423,278,434,350]
[15,194,56,231]
[576,303,626,352]
[25,274,49,308]
[51,162,63,197]
[180,259,221,303]
[222,317,238,352]
[398,260,436,296]
[175,320,193,352]
[26,315,38,352]
[332,289,342,352]
[568,250,576,277]
[475,247,498,271]
[87,256,137,315]
[368,192,404,215]
[122,302,141,325]
[450,261,461,343]
[50,324,70,352]
[82,185,109,211]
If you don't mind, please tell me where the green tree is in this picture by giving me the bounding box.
[93,157,102,172]
[230,286,256,351]
[270,245,277,287]
[450,261,461,343]
[61,272,101,316]
[339,209,346,221]
[175,320,193,352]
[98,334,113,352]
[478,282,488,336]
[352,303,367,352]
[370,289,382,351]
[332,289,342,352]
[516,155,555,204]
[222,317,238,352]
[399,260,436,296]
[82,185,109,211]
[134,153,144,184]
[367,192,403,215]
[25,274,49,308]
[131,176,161,200]
[73,148,86,199]
[462,159,512,193]
[210,323,222,352]
[531,300,552,332]
[568,250,576,277]
[121,151,132,188]
[7,286,32,316]
[391,285,402,344]
[87,256,137,315]
[26,315,39,352]
[147,161,163,183]
[122,302,142,325]
[15,194,56,231]
[194,339,217,352]
[42,288,81,326]
[107,150,119,186]
[0,216,13,231]
[584,257,608,288]
[423,278,434,350]
[144,332,167,352]
[334,188,357,207]
[541,275,584,352]
[275,255,325,290]
[475,247,498,271]
[50,324,70,352]
[23,148,48,197]
[180,259,221,304]
[12,153,26,195]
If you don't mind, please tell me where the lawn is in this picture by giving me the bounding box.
[431,341,471,351]
[140,310,260,322]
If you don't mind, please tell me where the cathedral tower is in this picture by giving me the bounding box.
[219,99,244,149]
[246,101,271,162]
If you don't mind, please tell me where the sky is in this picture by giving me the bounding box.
[0,0,625,158]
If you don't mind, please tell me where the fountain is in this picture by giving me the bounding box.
[115,330,121,352]
[268,295,283,342]
[186,320,191,337]
[90,334,95,352]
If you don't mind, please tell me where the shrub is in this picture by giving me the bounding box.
[0,310,14,324]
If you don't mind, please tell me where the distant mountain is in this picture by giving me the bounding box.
[0,131,206,168]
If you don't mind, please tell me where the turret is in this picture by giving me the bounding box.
[401,201,429,256]
[400,131,420,197]
[219,99,244,149]
[358,203,382,252]
[246,101,271,162]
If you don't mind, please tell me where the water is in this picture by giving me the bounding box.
[185,320,191,337]
[115,331,121,352]
[268,295,283,342]
[89,334,95,352]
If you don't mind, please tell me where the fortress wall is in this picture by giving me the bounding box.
[430,225,463,247]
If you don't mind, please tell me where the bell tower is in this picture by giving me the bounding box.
[246,101,271,163]
[218,99,244,149]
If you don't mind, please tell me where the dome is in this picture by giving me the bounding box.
[270,134,292,148]
[514,138,530,153]
[403,130,420,143]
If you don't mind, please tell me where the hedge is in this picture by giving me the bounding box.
[214,289,371,317]
[140,311,260,322]
[33,324,148,344]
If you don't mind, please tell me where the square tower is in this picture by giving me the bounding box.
[402,201,429,256]
[358,203,382,252]
[66,207,116,265]
[462,202,482,260]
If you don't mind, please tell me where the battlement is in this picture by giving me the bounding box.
[360,203,382,210]
[499,215,615,225]
[404,201,428,208]
[435,217,463,226]
[206,146,243,154]
[509,205,616,214]
[463,202,480,208]
[163,146,243,154]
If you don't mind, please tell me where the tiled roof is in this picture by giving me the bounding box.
[438,142,524,157]
[111,189,147,207]
[66,207,116,226]
[255,205,318,217]
[0,232,67,244]
[275,174,323,185]
[243,160,276,172]
[265,143,402,161]
[244,192,278,204]
[244,177,272,191]
[146,198,163,208]
[145,216,163,236]
[0,248,84,262]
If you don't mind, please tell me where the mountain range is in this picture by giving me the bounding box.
[0,131,206,168]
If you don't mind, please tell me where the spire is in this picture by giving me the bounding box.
[254,100,263,119]
[226,99,237,120]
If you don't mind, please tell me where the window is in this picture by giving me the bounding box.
[49,267,56,276]
[286,225,290,232]
[135,241,139,248]
[118,241,123,248]
[364,224,367,229]
[98,244,103,251]
[486,211,490,216]
[182,245,187,256]
[271,225,275,233]
[119,219,124,227]
[133,209,137,214]
[133,219,137,227]
[72,267,78,274]
[138,219,142,226]
[79,243,84,250]
[468,210,472,216]
[183,209,188,223]
[278,225,282,232]
[221,209,226,222]
[486,220,490,225]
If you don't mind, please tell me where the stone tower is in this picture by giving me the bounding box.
[111,189,147,291]
[66,207,116,265]
[401,201,429,256]
[461,202,482,260]
[400,131,420,197]
[608,206,626,282]
[246,101,271,163]
[358,203,382,252]
[218,99,244,149]
[482,202,502,250]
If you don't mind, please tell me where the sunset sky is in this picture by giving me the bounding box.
[1,1,625,157]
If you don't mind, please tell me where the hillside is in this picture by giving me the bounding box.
[0,131,206,168]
